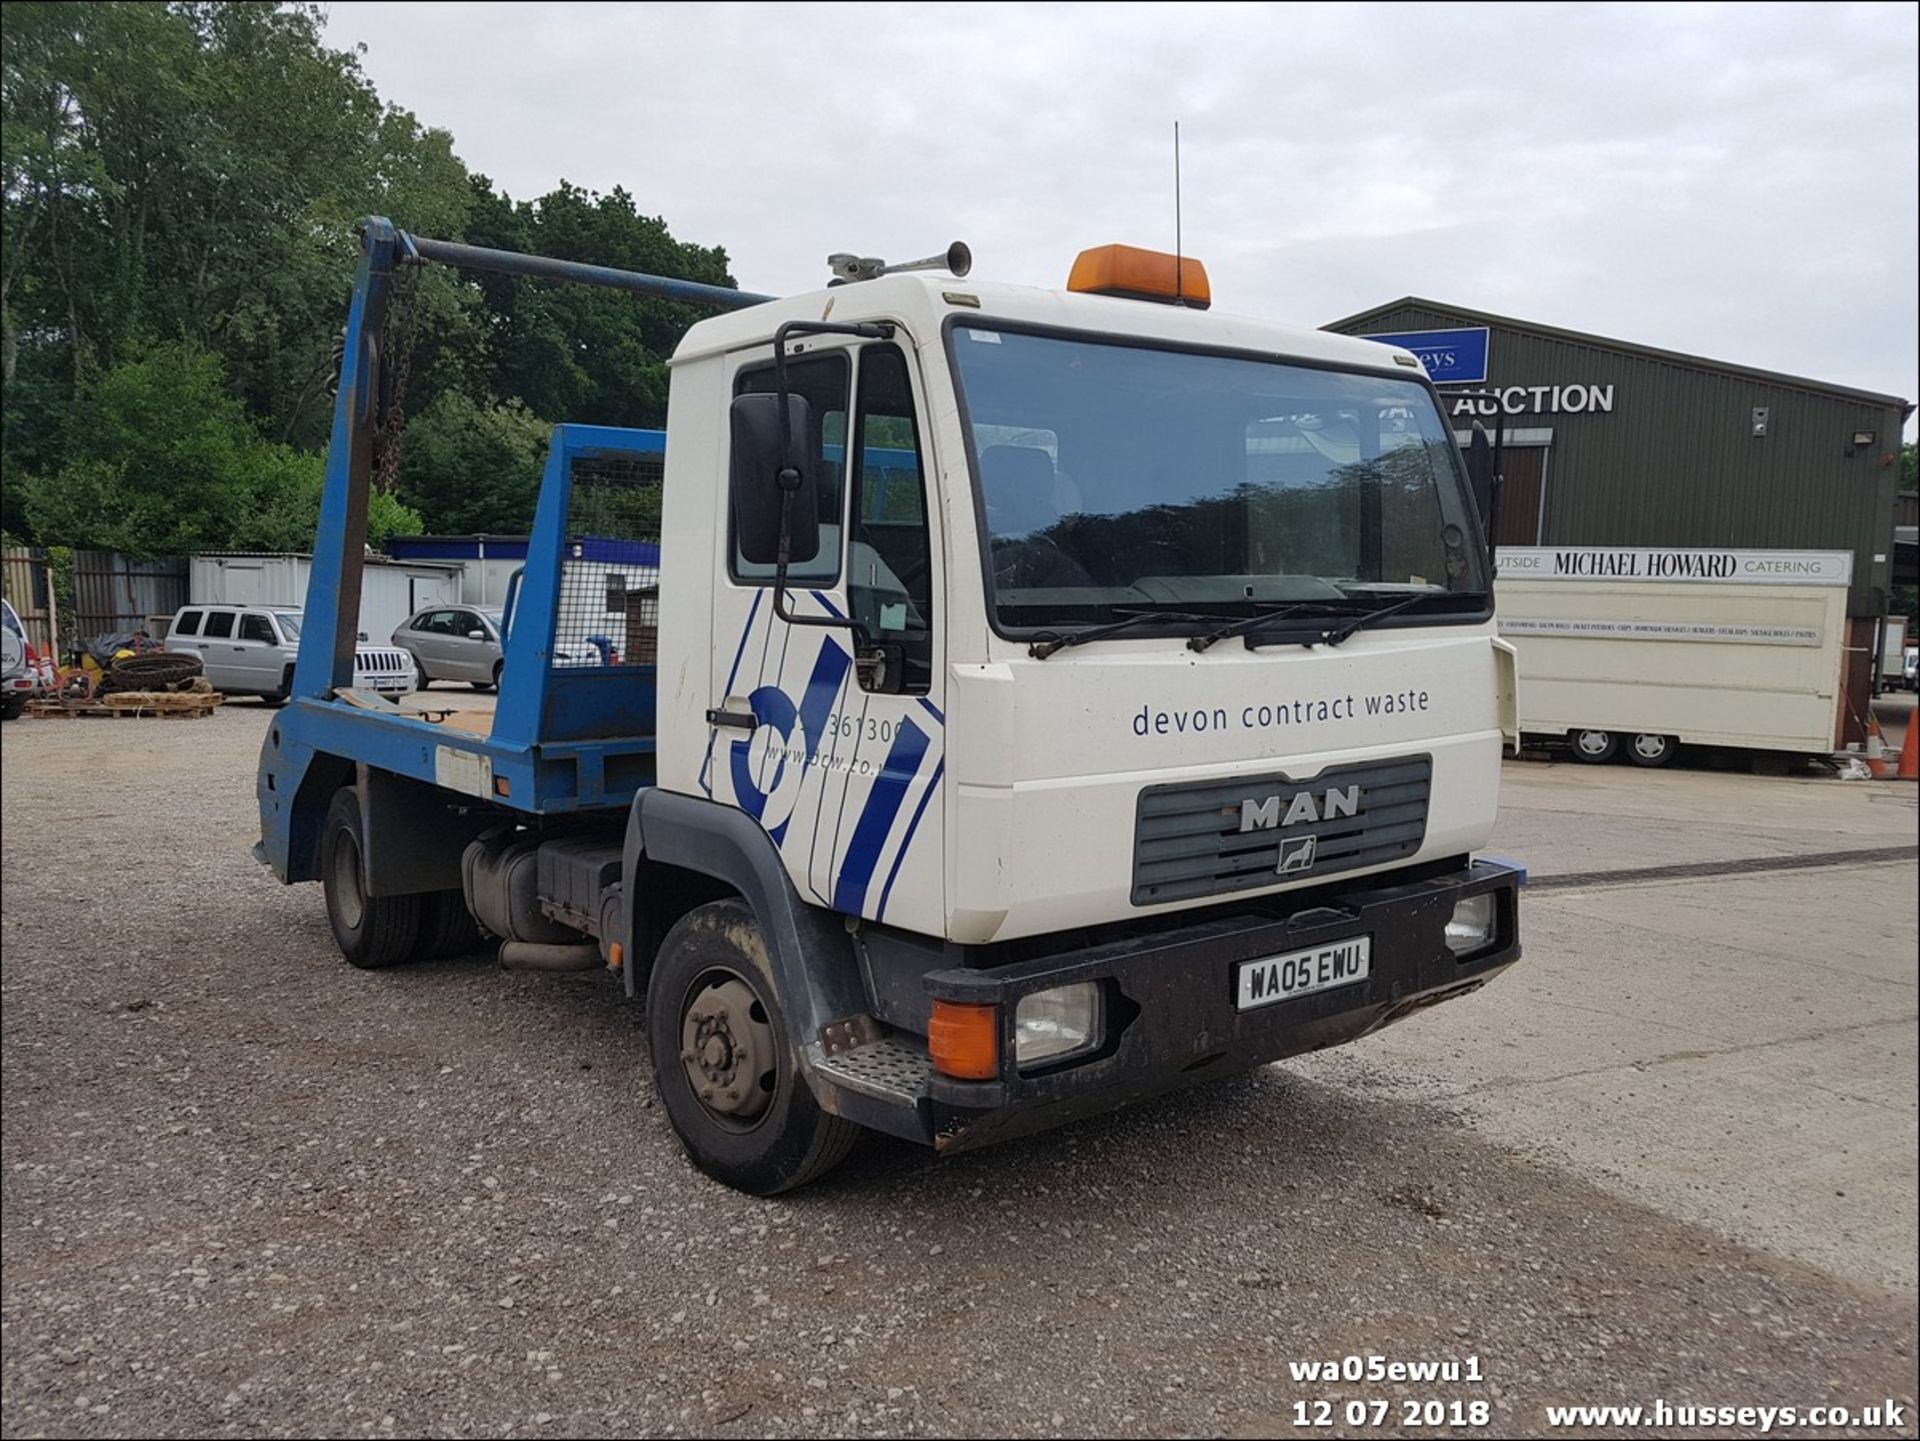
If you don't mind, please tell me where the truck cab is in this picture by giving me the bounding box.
[258,222,1523,1194]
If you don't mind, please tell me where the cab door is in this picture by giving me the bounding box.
[703,338,946,933]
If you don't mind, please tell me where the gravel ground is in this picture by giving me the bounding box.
[3,705,1916,1439]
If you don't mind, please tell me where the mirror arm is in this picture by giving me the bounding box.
[767,318,897,649]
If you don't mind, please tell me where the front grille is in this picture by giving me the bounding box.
[1132,755,1432,906]
[355,649,409,675]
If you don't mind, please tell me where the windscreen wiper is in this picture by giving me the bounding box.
[1028,608,1219,660]
[1186,602,1337,653]
[1246,590,1475,651]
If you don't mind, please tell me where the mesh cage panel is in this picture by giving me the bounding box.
[556,451,663,668]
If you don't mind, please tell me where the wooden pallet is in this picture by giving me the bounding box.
[28,691,223,720]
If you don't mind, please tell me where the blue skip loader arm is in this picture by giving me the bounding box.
[257,218,772,885]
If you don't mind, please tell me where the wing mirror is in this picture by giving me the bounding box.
[729,392,820,567]
[1467,422,1497,529]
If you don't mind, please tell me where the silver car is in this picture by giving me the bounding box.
[169,604,416,702]
[392,605,507,690]
[393,605,603,689]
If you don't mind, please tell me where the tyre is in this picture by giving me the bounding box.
[1627,732,1677,768]
[412,655,431,691]
[320,789,422,968]
[1571,729,1617,764]
[0,694,24,721]
[261,665,294,709]
[646,899,859,1195]
[490,659,504,691]
[471,680,492,692]
[416,889,485,959]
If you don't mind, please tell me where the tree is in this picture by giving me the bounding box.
[2,4,735,549]
[18,339,419,555]
[394,390,552,536]
[2,2,473,481]
[457,178,737,431]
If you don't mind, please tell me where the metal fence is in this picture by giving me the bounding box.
[556,450,663,667]
[0,547,188,657]
[71,550,187,644]
[0,546,55,655]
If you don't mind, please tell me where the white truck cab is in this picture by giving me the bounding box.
[260,225,1523,1195]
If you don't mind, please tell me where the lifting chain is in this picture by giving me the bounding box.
[374,259,424,493]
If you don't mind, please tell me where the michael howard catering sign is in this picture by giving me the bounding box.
[1362,327,1490,385]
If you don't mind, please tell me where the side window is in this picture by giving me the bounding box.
[849,344,934,695]
[203,611,235,639]
[732,352,849,584]
[453,611,483,637]
[238,613,276,643]
[174,610,203,637]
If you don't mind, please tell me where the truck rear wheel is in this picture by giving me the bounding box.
[1571,729,1617,764]
[646,899,858,1195]
[321,789,422,968]
[416,889,485,958]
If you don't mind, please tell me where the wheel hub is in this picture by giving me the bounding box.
[680,976,774,1122]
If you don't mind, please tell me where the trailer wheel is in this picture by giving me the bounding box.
[1627,733,1677,768]
[646,899,859,1196]
[321,789,422,968]
[1571,729,1617,764]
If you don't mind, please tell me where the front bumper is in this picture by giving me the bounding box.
[809,857,1522,1153]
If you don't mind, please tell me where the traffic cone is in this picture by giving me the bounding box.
[1897,711,1919,782]
[1864,719,1890,778]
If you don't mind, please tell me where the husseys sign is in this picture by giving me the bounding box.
[1495,547,1853,587]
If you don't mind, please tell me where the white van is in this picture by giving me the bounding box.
[168,604,415,703]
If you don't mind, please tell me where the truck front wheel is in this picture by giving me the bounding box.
[321,789,423,968]
[646,899,858,1195]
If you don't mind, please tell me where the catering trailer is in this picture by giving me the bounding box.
[1494,546,1854,765]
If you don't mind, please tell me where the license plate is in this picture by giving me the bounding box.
[1235,936,1371,1011]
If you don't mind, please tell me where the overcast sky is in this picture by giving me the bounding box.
[321,1,1918,432]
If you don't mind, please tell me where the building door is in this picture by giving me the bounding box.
[1492,444,1548,547]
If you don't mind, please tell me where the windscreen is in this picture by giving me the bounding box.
[273,612,302,638]
[950,326,1487,630]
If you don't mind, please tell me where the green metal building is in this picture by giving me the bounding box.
[1325,299,1911,620]
[1325,299,1913,740]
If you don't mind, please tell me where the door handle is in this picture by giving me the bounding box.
[706,707,758,732]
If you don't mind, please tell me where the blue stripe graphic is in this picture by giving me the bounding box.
[875,759,943,922]
[700,588,764,797]
[830,720,929,916]
[732,639,851,846]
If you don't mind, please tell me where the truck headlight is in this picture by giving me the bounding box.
[1014,983,1102,1070]
[1445,894,1496,956]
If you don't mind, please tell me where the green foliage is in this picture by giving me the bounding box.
[1902,441,1916,491]
[1,2,735,554]
[394,390,552,536]
[19,340,421,555]
[457,178,735,432]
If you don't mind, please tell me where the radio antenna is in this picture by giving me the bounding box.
[1173,121,1184,305]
